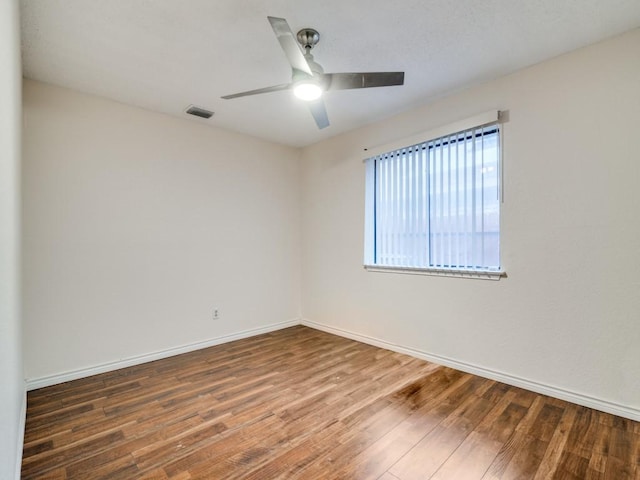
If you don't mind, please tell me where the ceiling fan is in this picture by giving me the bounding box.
[221,16,405,130]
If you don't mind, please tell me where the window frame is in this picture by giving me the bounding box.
[363,111,505,280]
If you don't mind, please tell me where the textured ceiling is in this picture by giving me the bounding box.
[20,0,640,147]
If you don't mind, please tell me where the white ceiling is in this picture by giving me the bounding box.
[20,1,640,148]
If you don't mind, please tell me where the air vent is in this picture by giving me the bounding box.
[185,105,214,119]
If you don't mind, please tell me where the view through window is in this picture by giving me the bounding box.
[364,122,501,274]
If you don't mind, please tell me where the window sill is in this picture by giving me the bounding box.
[363,265,505,280]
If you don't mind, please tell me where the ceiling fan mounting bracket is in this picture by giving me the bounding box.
[296,28,320,51]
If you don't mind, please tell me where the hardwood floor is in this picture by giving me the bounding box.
[22,326,639,479]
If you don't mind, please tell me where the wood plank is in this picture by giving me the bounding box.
[604,427,639,479]
[430,432,503,480]
[533,404,578,479]
[388,378,496,479]
[556,451,591,479]
[429,393,523,480]
[21,430,125,479]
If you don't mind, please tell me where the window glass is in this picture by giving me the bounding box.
[365,123,501,273]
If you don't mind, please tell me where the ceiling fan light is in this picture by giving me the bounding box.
[293,81,323,101]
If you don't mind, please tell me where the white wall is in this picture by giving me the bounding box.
[23,80,301,382]
[301,29,640,418]
[0,0,25,478]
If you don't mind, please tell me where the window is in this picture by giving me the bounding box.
[364,114,503,279]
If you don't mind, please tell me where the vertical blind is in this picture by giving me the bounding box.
[365,122,500,272]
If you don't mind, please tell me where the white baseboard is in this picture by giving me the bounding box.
[15,388,26,480]
[26,319,300,391]
[25,317,640,422]
[301,318,640,422]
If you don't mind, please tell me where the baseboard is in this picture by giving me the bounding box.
[26,318,300,391]
[26,317,640,421]
[302,318,640,422]
[15,388,26,479]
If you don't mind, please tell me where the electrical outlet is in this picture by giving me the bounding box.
[213,309,219,320]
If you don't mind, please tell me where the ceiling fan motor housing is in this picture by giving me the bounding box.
[296,28,320,50]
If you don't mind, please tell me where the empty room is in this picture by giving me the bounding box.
[2,1,640,479]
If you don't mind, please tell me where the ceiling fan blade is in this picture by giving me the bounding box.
[325,72,404,91]
[308,98,329,129]
[221,83,292,100]
[267,16,313,76]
